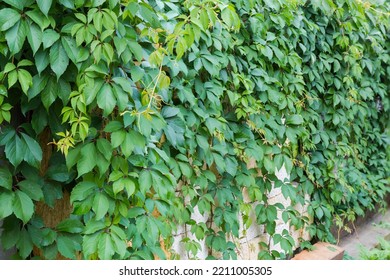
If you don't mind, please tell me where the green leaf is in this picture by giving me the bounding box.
[266,206,277,221]
[128,207,145,218]
[175,38,186,60]
[50,41,69,80]
[70,181,97,203]
[264,156,274,174]
[221,7,233,29]
[91,0,107,8]
[283,155,293,174]
[77,142,97,177]
[17,229,33,259]
[5,133,26,167]
[139,170,152,195]
[35,49,50,75]
[129,130,146,148]
[1,220,20,250]
[199,9,209,30]
[112,178,125,195]
[42,29,60,49]
[61,36,83,64]
[2,0,30,10]
[0,85,7,96]
[213,153,226,173]
[96,156,109,180]
[129,66,144,82]
[226,156,238,177]
[0,192,14,219]
[84,220,106,234]
[21,132,43,168]
[37,0,53,16]
[112,77,133,93]
[0,127,15,145]
[17,69,33,95]
[26,23,42,54]
[82,233,99,258]
[57,235,78,259]
[7,70,18,88]
[5,19,27,54]
[56,218,84,233]
[18,59,34,67]
[98,233,115,260]
[0,8,21,31]
[66,145,81,170]
[93,192,109,220]
[46,164,71,182]
[109,0,120,9]
[270,44,284,61]
[112,84,128,111]
[196,135,209,151]
[93,11,103,33]
[121,133,134,158]
[58,0,75,9]
[17,179,44,201]
[128,41,143,61]
[104,121,123,133]
[109,170,124,182]
[111,228,126,258]
[97,83,116,116]
[266,221,276,236]
[41,244,58,260]
[286,114,304,126]
[102,43,114,63]
[123,177,136,197]
[96,138,113,161]
[41,181,62,208]
[178,162,192,178]
[13,190,34,224]
[111,129,126,148]
[0,108,11,123]
[286,127,297,144]
[26,9,51,30]
[57,78,71,104]
[0,166,13,190]
[41,228,57,246]
[280,238,293,253]
[262,45,273,60]
[41,76,57,110]
[315,207,324,219]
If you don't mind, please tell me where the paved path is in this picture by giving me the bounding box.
[338,209,390,259]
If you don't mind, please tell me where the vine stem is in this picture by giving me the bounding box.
[120,55,165,120]
[148,57,164,109]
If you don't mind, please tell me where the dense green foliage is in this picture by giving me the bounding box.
[0,0,389,259]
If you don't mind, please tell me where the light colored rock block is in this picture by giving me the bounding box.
[268,186,282,198]
[276,165,289,181]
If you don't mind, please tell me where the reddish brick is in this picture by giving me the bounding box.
[292,242,344,260]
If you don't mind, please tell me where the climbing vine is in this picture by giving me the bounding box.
[0,0,388,259]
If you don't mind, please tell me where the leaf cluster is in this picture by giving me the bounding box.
[0,0,389,259]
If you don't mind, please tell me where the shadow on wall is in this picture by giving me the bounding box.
[0,220,15,260]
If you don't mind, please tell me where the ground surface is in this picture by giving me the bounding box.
[339,209,390,259]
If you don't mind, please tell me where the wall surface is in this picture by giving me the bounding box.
[171,165,311,259]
